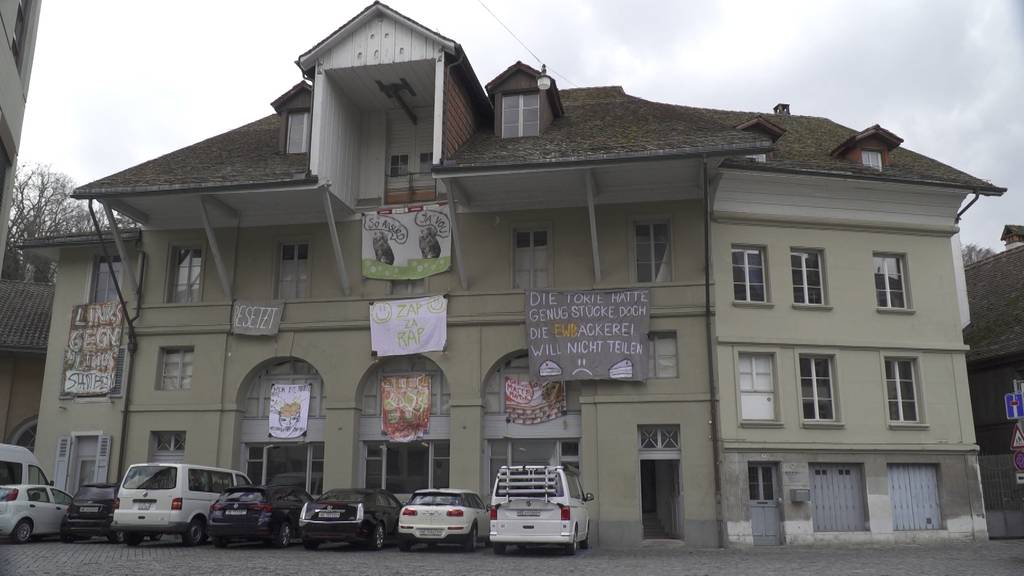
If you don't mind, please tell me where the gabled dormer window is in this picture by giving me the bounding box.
[861,150,882,171]
[286,110,310,154]
[502,93,540,138]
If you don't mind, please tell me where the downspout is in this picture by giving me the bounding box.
[955,191,981,224]
[87,201,142,480]
[702,158,726,548]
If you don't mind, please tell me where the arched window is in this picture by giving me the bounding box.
[360,355,450,416]
[10,418,37,452]
[244,359,325,419]
[484,354,580,414]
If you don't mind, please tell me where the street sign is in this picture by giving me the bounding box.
[1005,393,1024,419]
[1015,451,1024,472]
[1013,424,1024,451]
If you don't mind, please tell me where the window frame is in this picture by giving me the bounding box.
[737,351,778,423]
[275,240,311,300]
[286,110,311,154]
[501,92,541,138]
[167,245,204,303]
[861,149,883,171]
[389,154,410,177]
[362,440,451,493]
[647,332,679,379]
[883,356,922,424]
[157,347,195,391]
[873,253,910,310]
[90,255,123,303]
[797,354,839,423]
[790,248,826,306]
[732,245,768,303]
[511,226,552,289]
[632,219,673,284]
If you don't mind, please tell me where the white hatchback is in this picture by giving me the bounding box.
[398,489,490,552]
[0,484,74,543]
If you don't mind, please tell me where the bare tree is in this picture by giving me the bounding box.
[962,242,996,266]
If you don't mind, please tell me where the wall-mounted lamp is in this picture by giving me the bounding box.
[537,64,552,91]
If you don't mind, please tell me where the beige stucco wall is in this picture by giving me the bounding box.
[0,353,44,443]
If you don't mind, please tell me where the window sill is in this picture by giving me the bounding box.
[888,422,929,430]
[800,420,844,429]
[740,420,784,429]
[876,307,915,315]
[732,301,774,309]
[792,304,833,312]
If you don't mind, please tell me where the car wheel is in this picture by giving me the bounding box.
[564,526,578,556]
[493,542,506,555]
[368,522,384,550]
[10,519,32,544]
[181,517,206,547]
[108,531,125,544]
[580,522,590,550]
[125,532,145,547]
[303,539,321,550]
[398,539,412,552]
[272,522,292,549]
[463,525,477,552]
[213,536,228,548]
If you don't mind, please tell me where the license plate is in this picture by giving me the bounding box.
[319,511,341,519]
[225,509,247,516]
[418,528,444,538]
[79,506,99,513]
[136,503,151,511]
[517,510,541,517]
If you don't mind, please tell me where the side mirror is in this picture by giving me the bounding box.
[48,480,54,486]
[584,493,595,502]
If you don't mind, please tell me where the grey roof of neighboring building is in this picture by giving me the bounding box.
[19,229,142,249]
[0,280,54,353]
[964,245,1024,364]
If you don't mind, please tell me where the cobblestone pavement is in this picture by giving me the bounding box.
[0,537,1021,576]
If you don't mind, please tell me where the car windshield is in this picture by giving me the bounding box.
[75,486,116,500]
[409,493,463,506]
[0,487,17,500]
[319,490,365,503]
[219,489,265,503]
[122,466,177,490]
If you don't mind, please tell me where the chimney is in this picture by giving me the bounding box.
[773,103,790,115]
[1002,225,1024,249]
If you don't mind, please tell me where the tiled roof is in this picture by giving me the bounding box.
[0,280,54,353]
[964,246,1024,364]
[75,115,311,195]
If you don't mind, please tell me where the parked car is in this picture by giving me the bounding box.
[397,488,490,552]
[0,484,73,543]
[113,463,251,547]
[208,485,311,548]
[489,465,592,555]
[298,488,400,550]
[60,483,122,543]
[0,443,49,486]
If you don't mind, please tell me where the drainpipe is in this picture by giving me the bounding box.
[701,158,726,548]
[955,191,981,224]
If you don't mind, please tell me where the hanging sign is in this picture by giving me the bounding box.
[269,384,311,439]
[526,288,651,382]
[362,204,451,280]
[381,374,431,442]
[504,376,566,425]
[370,295,447,357]
[231,300,284,336]
[62,302,124,396]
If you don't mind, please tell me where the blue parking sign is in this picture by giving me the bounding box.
[1006,393,1024,419]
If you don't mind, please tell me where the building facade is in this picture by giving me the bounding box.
[31,3,1001,548]
[0,278,51,450]
[0,0,41,263]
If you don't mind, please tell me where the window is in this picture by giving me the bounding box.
[244,359,325,419]
[791,250,824,305]
[26,487,49,503]
[732,247,767,302]
[648,333,678,378]
[245,443,324,496]
[91,256,123,303]
[638,426,680,450]
[745,153,767,163]
[861,149,882,171]
[874,254,907,309]
[634,222,671,283]
[419,152,433,171]
[0,461,21,484]
[51,489,73,506]
[286,110,310,154]
[158,349,193,391]
[169,247,202,303]
[738,353,775,421]
[188,468,230,493]
[151,431,186,463]
[389,154,409,177]
[391,279,426,296]
[12,1,29,70]
[488,439,581,489]
[513,229,549,289]
[364,440,449,494]
[28,465,47,485]
[800,356,835,421]
[885,359,918,423]
[277,242,310,299]
[501,93,540,138]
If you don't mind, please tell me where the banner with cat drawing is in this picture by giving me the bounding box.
[361,204,451,280]
[269,383,311,439]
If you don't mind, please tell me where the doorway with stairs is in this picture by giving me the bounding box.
[638,426,682,540]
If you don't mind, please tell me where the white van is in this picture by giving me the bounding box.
[0,444,49,487]
[113,463,250,546]
[489,465,593,555]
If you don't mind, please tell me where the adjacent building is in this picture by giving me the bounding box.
[0,278,52,450]
[0,0,42,264]
[30,2,1002,547]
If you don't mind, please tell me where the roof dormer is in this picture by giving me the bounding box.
[486,61,563,139]
[271,81,312,154]
[830,124,903,171]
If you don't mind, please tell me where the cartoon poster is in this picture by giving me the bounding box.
[269,383,311,439]
[62,302,124,396]
[362,204,451,280]
[370,295,447,357]
[504,376,566,425]
[381,374,431,442]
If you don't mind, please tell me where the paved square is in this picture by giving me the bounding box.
[0,538,1020,576]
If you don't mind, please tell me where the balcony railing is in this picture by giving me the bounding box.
[385,171,436,204]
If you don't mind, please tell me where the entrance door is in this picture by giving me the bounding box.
[640,459,681,539]
[70,436,98,494]
[748,463,781,545]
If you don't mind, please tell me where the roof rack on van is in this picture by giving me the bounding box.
[496,465,561,503]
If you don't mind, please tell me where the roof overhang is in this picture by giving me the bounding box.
[19,229,142,259]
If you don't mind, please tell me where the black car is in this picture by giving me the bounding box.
[60,483,123,543]
[208,486,312,548]
[299,488,401,550]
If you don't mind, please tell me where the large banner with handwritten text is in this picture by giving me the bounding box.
[63,302,124,396]
[381,374,431,442]
[370,295,447,357]
[526,289,650,382]
[362,205,451,280]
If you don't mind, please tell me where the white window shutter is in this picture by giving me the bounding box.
[54,436,72,491]
[94,434,112,484]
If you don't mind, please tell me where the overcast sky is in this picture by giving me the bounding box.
[17,0,1024,249]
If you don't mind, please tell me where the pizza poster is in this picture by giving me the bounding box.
[381,374,431,442]
[504,376,566,425]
